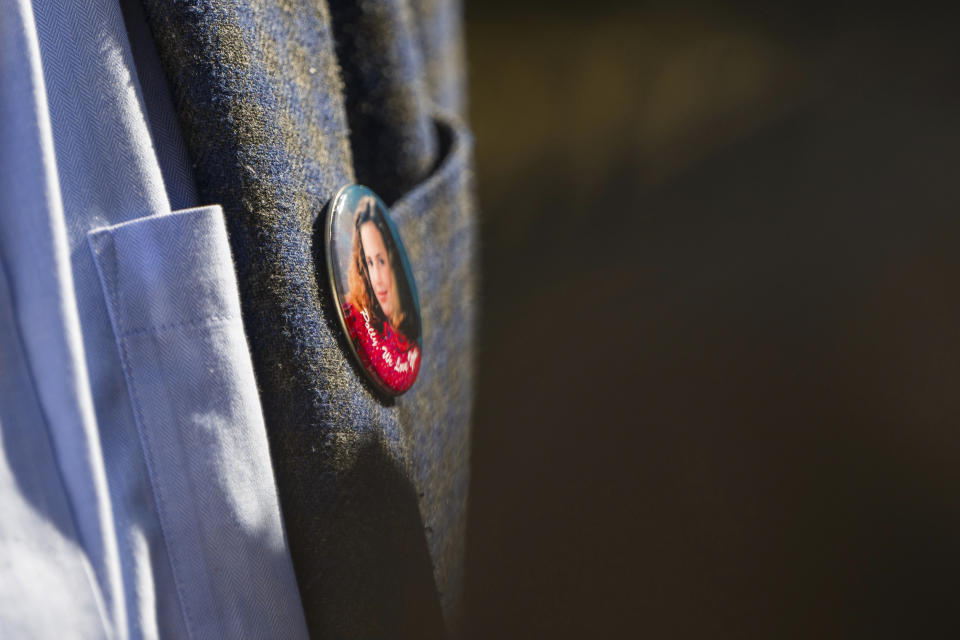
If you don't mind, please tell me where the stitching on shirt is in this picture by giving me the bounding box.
[118,315,235,339]
[103,239,199,640]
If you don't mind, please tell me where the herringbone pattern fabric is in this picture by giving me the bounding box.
[89,206,308,638]
[14,0,309,636]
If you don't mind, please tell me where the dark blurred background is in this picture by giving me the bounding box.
[462,2,960,638]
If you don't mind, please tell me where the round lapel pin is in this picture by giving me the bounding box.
[326,185,422,395]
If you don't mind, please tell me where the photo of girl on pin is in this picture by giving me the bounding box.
[339,193,422,393]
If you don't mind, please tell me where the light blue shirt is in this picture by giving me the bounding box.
[0,0,309,636]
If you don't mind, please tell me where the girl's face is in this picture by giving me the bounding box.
[360,221,400,320]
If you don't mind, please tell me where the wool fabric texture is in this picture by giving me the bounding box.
[137,0,476,637]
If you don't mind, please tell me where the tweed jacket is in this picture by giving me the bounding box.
[137,1,476,637]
